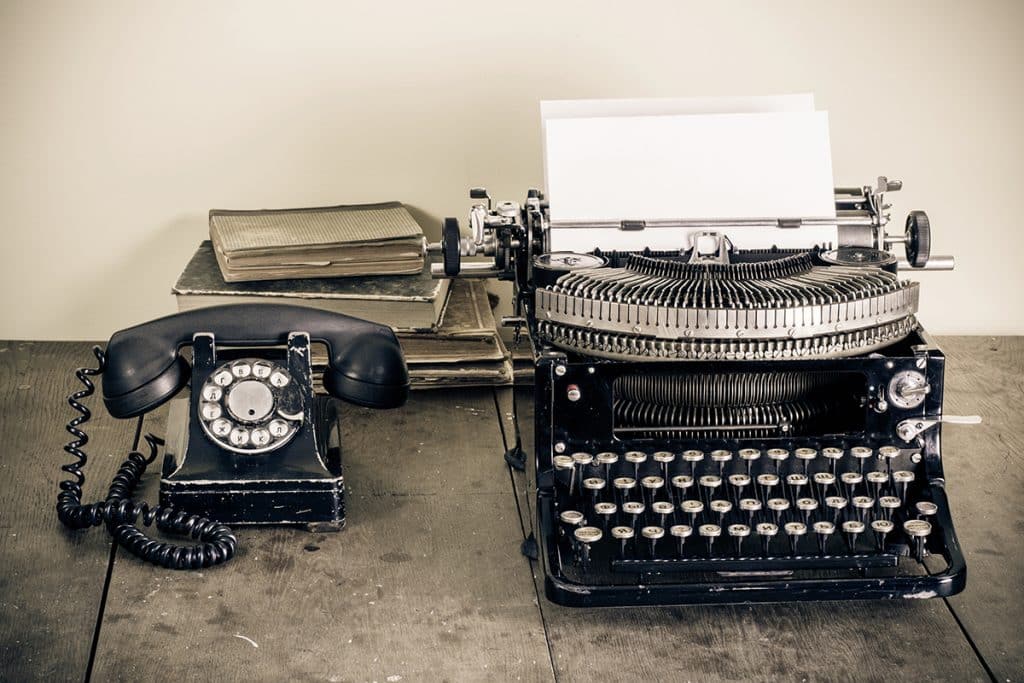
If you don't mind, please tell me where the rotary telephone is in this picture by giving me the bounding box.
[56,304,409,569]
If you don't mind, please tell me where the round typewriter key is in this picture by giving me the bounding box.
[622,501,645,529]
[794,447,817,474]
[739,448,761,473]
[784,521,807,555]
[728,523,751,556]
[710,499,732,525]
[671,524,693,556]
[680,499,704,526]
[640,475,665,506]
[670,474,694,504]
[727,473,751,500]
[682,449,704,475]
[641,525,665,558]
[842,520,866,553]
[553,454,575,491]
[767,497,790,524]
[866,470,889,499]
[698,523,721,556]
[915,500,938,518]
[653,451,675,481]
[813,520,836,554]
[594,501,618,529]
[596,452,619,480]
[756,473,780,500]
[571,451,594,466]
[739,498,762,525]
[201,384,223,402]
[813,471,836,499]
[786,473,808,500]
[822,447,844,474]
[796,497,819,522]
[611,525,635,558]
[698,474,722,503]
[878,445,900,474]
[559,510,584,527]
[825,495,848,523]
[201,402,222,421]
[756,522,779,556]
[903,519,932,561]
[871,518,895,551]
[583,477,607,506]
[613,476,637,505]
[228,427,250,447]
[892,470,915,502]
[652,501,675,528]
[711,449,733,474]
[850,446,873,474]
[840,471,863,499]
[767,448,789,472]
[852,495,874,521]
[625,450,647,478]
[879,495,902,520]
[211,418,232,437]
[574,526,602,564]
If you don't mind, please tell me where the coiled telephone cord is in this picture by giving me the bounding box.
[56,346,237,569]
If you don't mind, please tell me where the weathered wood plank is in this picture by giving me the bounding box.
[0,342,139,680]
[505,353,989,682]
[940,336,1024,681]
[91,390,554,682]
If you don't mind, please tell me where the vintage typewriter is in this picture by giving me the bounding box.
[432,98,974,606]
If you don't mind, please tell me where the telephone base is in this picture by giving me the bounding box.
[159,396,347,527]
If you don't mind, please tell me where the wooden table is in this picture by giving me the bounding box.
[1,338,1020,682]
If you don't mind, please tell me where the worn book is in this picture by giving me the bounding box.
[173,241,449,332]
[209,202,425,281]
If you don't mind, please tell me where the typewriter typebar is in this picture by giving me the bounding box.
[433,178,965,606]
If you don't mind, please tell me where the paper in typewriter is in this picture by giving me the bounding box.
[543,98,837,252]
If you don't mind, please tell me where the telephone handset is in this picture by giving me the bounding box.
[57,304,409,569]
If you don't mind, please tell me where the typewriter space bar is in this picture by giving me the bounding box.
[612,554,898,574]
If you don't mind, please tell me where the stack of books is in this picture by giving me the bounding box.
[209,202,425,281]
[173,241,512,390]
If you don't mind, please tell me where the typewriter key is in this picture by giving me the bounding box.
[596,452,619,480]
[840,471,863,499]
[680,499,704,527]
[641,525,665,558]
[813,471,836,500]
[825,496,848,524]
[625,451,647,479]
[784,521,807,555]
[682,449,705,476]
[755,522,779,556]
[622,501,645,530]
[611,525,635,558]
[710,499,732,525]
[892,470,915,502]
[738,448,761,474]
[698,523,721,557]
[739,498,763,526]
[559,510,584,539]
[903,519,932,561]
[711,449,733,475]
[572,452,595,495]
[670,524,693,556]
[594,502,617,530]
[767,448,790,472]
[796,497,819,523]
[879,495,902,520]
[878,445,900,474]
[852,495,875,522]
[794,447,817,474]
[822,447,844,474]
[813,520,836,555]
[653,451,675,482]
[583,477,607,506]
[698,474,722,504]
[915,500,938,519]
[756,473,780,501]
[871,518,895,551]
[613,476,637,505]
[727,473,751,503]
[553,455,575,492]
[670,474,694,504]
[640,475,665,506]
[786,473,808,500]
[866,470,889,499]
[574,526,602,565]
[652,501,675,528]
[842,520,866,553]
[850,446,873,474]
[767,497,790,524]
[728,523,751,556]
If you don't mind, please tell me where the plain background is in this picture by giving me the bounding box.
[1,0,1021,340]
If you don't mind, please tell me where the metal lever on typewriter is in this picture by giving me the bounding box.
[895,415,983,442]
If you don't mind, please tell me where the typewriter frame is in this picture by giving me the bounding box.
[529,330,966,606]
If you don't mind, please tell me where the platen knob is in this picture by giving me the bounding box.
[442,217,462,276]
[905,210,931,268]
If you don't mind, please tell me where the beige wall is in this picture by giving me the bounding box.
[2,0,1021,340]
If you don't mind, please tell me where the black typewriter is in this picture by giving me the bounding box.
[433,172,973,606]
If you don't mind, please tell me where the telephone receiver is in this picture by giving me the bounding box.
[57,304,410,570]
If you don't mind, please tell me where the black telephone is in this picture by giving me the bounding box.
[57,304,409,569]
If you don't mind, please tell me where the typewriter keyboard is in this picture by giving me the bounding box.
[548,445,947,584]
